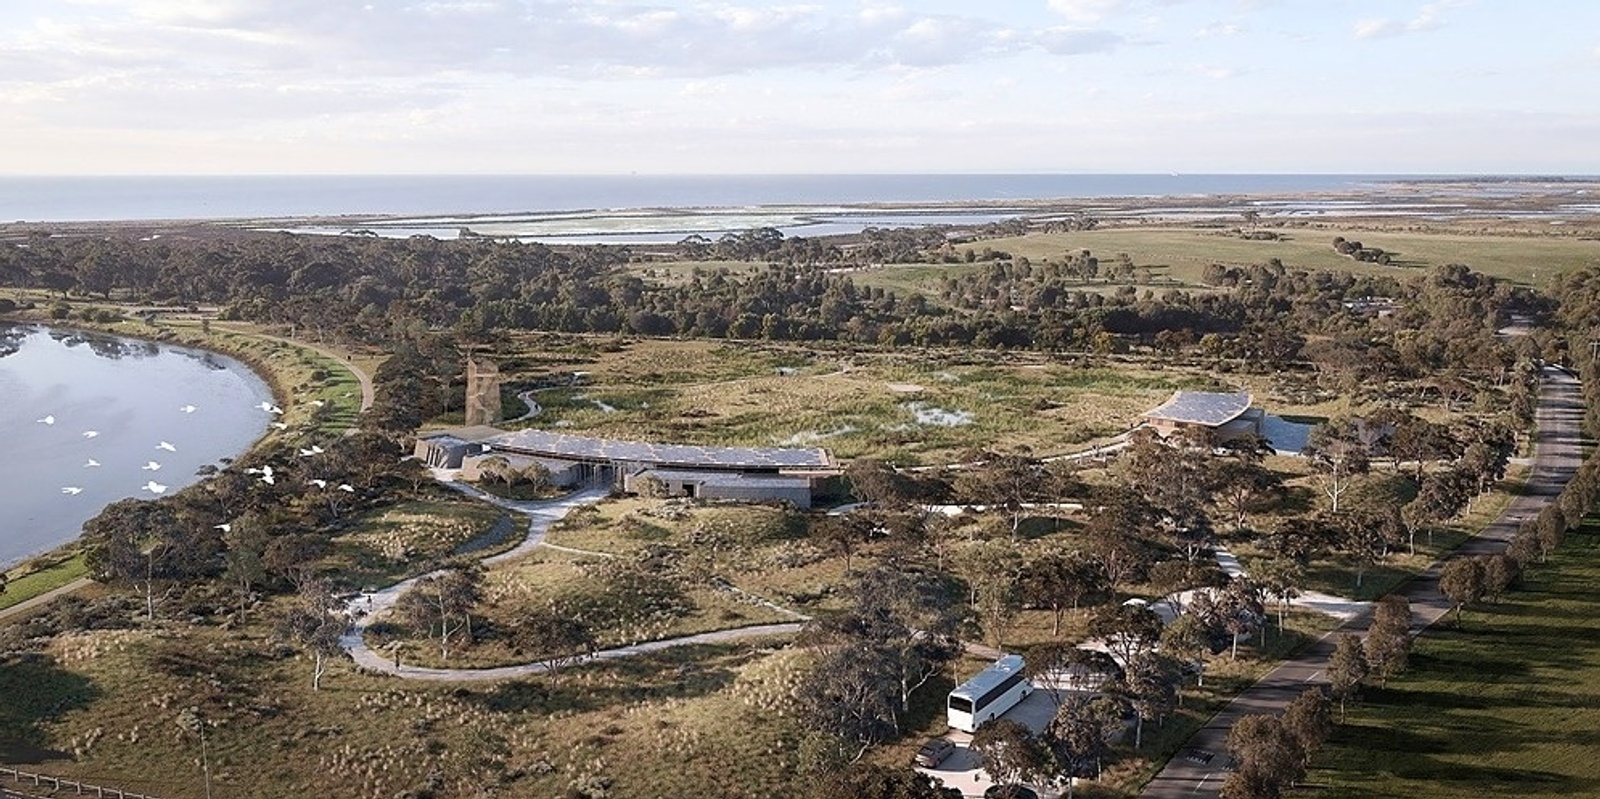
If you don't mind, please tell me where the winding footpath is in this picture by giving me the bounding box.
[339,480,808,682]
[1139,366,1585,799]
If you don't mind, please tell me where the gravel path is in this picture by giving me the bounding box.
[340,480,810,682]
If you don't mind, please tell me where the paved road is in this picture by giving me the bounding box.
[1139,367,1585,799]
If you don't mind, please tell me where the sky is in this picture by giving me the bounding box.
[1,0,1597,175]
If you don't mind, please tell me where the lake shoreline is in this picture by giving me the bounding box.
[0,312,347,576]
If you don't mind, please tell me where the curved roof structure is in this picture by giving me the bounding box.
[486,428,832,471]
[1141,391,1254,427]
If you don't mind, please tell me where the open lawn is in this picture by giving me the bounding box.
[1295,519,1600,799]
[0,554,87,612]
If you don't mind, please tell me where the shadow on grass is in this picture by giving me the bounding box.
[0,652,99,764]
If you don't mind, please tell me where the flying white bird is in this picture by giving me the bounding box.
[180,405,197,414]
[256,401,274,412]
[142,461,162,471]
[156,441,177,452]
[338,484,355,493]
[142,481,168,494]
[214,523,231,532]
[37,415,55,425]
[308,479,328,489]
[247,464,277,485]
[82,430,98,438]
[84,459,100,468]
[298,444,325,457]
[61,486,82,495]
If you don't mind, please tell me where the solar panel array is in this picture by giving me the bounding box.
[1142,391,1254,426]
[487,428,832,470]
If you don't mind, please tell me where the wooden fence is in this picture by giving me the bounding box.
[0,767,160,799]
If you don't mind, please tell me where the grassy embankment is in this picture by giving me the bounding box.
[1292,516,1600,799]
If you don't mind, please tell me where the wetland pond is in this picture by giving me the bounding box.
[0,324,273,568]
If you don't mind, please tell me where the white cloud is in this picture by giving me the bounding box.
[1196,21,1241,38]
[1353,17,1399,39]
[5,1,1047,85]
[1047,0,1127,23]
[1036,26,1124,56]
[1353,1,1460,40]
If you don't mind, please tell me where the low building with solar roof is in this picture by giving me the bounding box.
[417,426,834,508]
[1140,390,1264,441]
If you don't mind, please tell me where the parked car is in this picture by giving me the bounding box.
[913,738,956,768]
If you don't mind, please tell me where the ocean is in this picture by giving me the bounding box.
[0,174,1420,223]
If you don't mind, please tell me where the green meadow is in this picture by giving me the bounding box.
[1296,518,1600,799]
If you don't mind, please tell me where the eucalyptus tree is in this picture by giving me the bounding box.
[276,577,348,691]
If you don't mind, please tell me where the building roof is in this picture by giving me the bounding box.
[637,468,814,490]
[1142,391,1255,427]
[417,425,509,444]
[486,428,832,470]
[950,654,1028,700]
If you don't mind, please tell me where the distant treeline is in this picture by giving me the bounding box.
[0,227,1562,380]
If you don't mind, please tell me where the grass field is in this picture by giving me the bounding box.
[0,619,812,799]
[845,226,1600,296]
[486,337,1225,464]
[0,554,88,612]
[1296,518,1600,799]
[320,496,510,591]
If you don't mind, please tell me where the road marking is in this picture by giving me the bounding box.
[1194,774,1210,793]
[1306,670,1322,682]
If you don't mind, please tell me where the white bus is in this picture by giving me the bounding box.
[948,654,1032,733]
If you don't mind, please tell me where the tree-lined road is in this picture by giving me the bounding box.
[1140,367,1584,799]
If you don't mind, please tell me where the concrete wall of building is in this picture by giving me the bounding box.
[702,483,813,509]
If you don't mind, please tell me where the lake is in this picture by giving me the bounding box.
[0,325,274,569]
